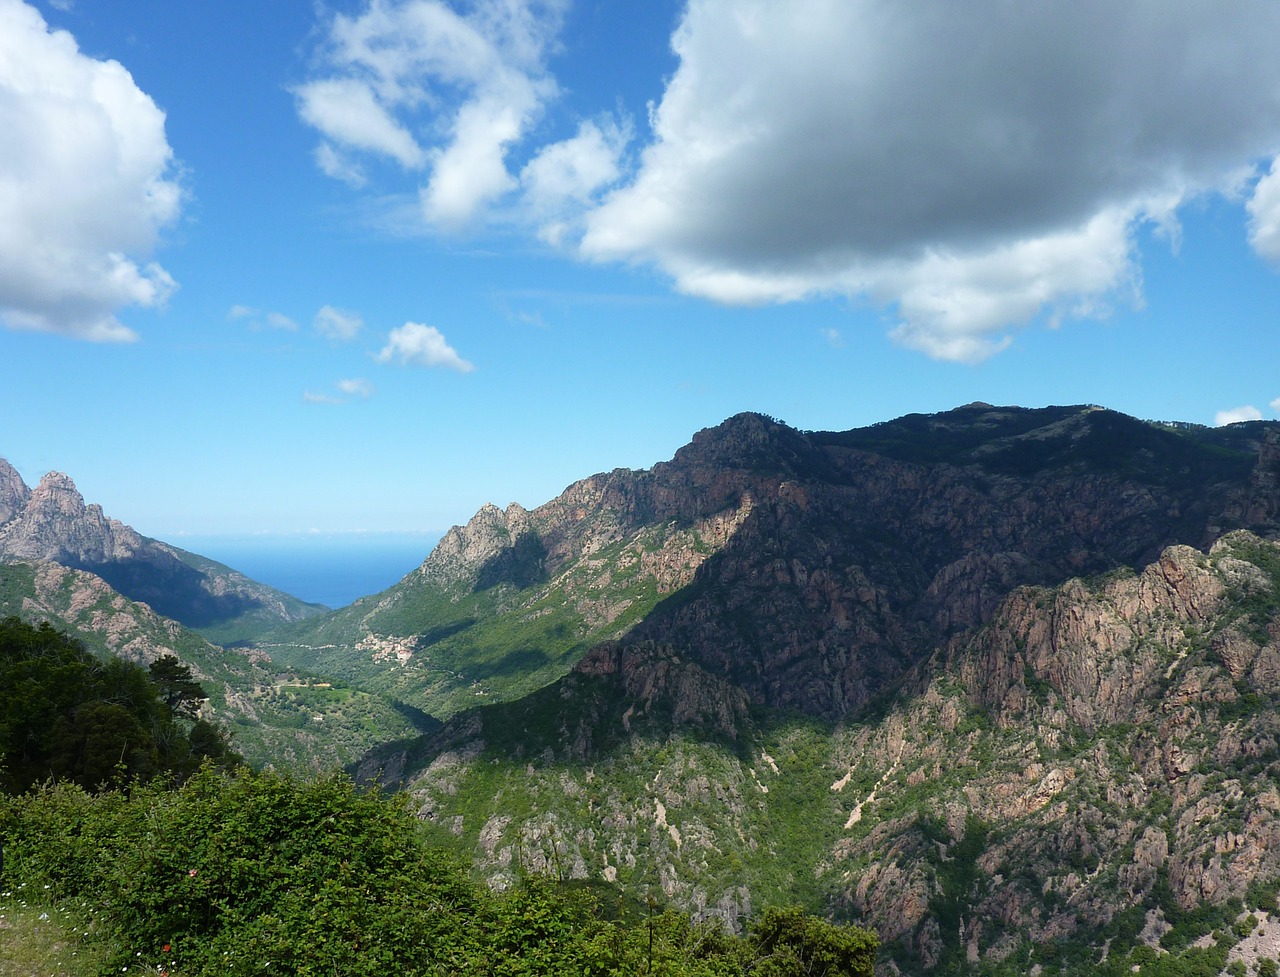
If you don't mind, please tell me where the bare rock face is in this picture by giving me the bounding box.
[574,641,754,741]
[0,458,29,525]
[418,502,535,587]
[0,471,145,564]
[604,407,1280,721]
[850,532,1280,956]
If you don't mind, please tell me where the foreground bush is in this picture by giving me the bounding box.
[0,767,876,975]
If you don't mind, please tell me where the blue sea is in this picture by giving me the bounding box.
[178,533,442,610]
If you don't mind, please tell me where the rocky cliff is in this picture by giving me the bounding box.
[0,461,325,642]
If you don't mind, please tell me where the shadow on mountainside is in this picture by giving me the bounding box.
[87,557,266,630]
[473,532,548,592]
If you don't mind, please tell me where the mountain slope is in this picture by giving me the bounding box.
[0,460,326,642]
[0,560,432,769]
[260,460,760,717]
[362,531,1280,974]
[329,404,1280,974]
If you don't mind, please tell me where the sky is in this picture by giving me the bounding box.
[2,0,1280,541]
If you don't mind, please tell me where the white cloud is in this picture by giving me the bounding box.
[298,0,566,230]
[315,143,368,188]
[313,305,363,341]
[229,305,299,331]
[1216,406,1264,426]
[337,377,373,397]
[375,321,474,372]
[0,0,181,341]
[577,0,1280,361]
[295,78,427,169]
[1248,158,1280,264]
[521,118,629,244]
[303,391,345,405]
[1271,397,1280,413]
[304,377,374,404]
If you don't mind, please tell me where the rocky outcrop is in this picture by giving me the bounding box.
[0,471,146,564]
[0,458,30,525]
[819,531,1280,965]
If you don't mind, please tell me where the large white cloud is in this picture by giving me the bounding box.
[297,0,568,230]
[0,0,181,341]
[578,0,1280,361]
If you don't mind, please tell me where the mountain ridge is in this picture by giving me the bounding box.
[8,403,1280,973]
[264,404,1279,724]
[0,461,326,642]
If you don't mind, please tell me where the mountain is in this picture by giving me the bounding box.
[359,531,1280,975]
[266,405,1277,720]
[0,459,326,643]
[316,404,1280,974]
[0,559,433,770]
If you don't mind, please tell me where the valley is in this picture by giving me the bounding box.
[5,402,1280,975]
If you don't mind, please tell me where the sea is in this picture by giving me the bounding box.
[177,533,442,610]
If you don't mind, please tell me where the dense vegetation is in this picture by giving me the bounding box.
[0,566,433,772]
[0,616,237,793]
[0,616,875,975]
[0,767,876,976]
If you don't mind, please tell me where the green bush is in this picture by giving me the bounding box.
[1,766,878,976]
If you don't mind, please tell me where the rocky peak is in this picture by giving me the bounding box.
[0,470,134,564]
[417,500,535,587]
[670,412,817,475]
[0,458,29,525]
[0,455,323,638]
[30,471,87,516]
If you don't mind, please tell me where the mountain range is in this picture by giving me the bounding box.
[0,459,325,643]
[6,403,1280,975]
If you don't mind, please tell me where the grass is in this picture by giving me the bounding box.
[0,886,119,977]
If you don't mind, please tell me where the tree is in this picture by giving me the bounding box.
[50,701,157,788]
[0,617,237,793]
[148,655,207,718]
[749,906,878,977]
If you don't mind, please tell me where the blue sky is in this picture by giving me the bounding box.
[2,0,1279,540]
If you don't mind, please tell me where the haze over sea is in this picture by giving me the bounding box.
[177,533,441,609]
